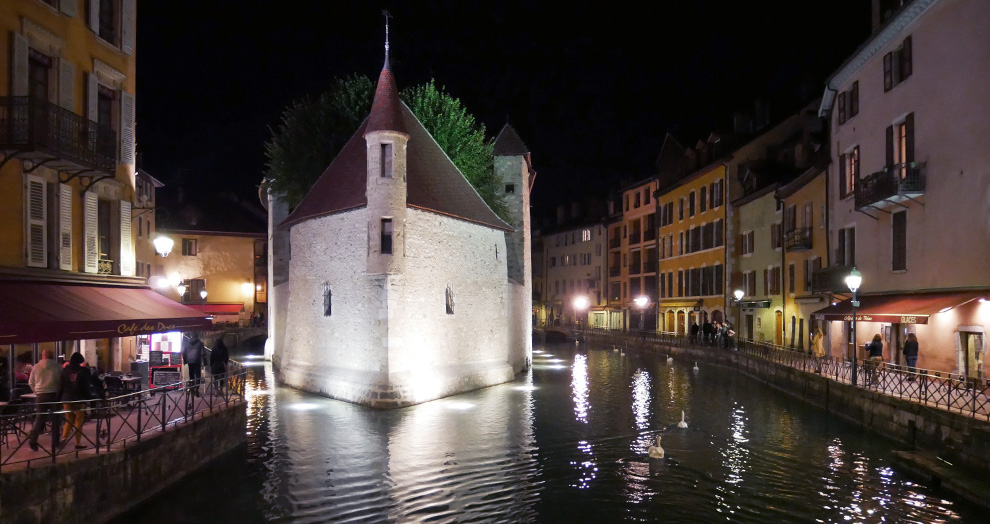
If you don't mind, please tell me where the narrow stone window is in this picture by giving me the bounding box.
[381,143,393,178]
[323,282,332,317]
[505,183,515,194]
[381,218,393,254]
[445,283,455,315]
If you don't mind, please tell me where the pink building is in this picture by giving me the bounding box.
[813,0,990,378]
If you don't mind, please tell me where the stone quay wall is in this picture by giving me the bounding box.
[582,332,990,479]
[0,402,247,524]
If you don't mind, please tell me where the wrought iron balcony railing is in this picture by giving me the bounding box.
[0,96,116,175]
[783,227,812,251]
[98,258,115,275]
[855,163,925,210]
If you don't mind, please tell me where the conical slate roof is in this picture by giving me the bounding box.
[493,124,529,156]
[281,94,511,232]
[365,63,407,136]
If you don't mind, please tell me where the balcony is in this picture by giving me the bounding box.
[98,259,115,275]
[855,163,925,210]
[811,265,854,294]
[629,261,641,276]
[629,231,641,245]
[609,266,620,277]
[609,236,621,249]
[783,227,812,251]
[643,228,656,242]
[0,96,116,175]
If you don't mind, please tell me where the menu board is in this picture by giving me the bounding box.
[152,368,181,386]
[149,351,164,366]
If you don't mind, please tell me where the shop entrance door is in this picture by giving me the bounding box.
[962,332,984,379]
[774,311,783,346]
[745,314,754,342]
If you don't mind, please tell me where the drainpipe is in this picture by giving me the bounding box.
[778,192,786,348]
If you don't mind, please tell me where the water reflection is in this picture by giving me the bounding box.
[119,343,982,524]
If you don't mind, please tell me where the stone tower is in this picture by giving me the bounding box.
[494,124,536,372]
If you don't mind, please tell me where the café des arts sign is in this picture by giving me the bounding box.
[813,313,926,324]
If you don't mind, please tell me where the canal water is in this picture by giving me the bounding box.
[115,341,980,523]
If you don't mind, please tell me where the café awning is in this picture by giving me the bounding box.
[812,290,987,325]
[0,281,213,344]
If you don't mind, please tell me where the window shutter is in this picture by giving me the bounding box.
[837,91,846,124]
[763,269,769,296]
[119,91,135,164]
[12,32,29,97]
[25,174,47,268]
[848,228,856,266]
[120,200,134,276]
[87,73,98,121]
[59,183,73,270]
[904,113,915,164]
[60,0,77,17]
[850,81,859,117]
[88,0,100,32]
[84,191,98,273]
[892,211,906,271]
[837,228,846,265]
[883,52,893,91]
[886,125,894,167]
[121,0,136,55]
[902,36,912,79]
[839,153,847,197]
[59,59,74,110]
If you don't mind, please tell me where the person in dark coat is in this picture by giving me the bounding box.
[56,352,94,450]
[903,333,919,378]
[181,333,205,396]
[210,337,230,392]
[690,323,700,344]
[865,334,884,385]
[702,321,713,345]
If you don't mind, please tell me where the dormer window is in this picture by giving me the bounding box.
[381,143,393,178]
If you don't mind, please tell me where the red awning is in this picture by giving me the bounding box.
[0,281,213,344]
[185,303,244,315]
[812,290,988,324]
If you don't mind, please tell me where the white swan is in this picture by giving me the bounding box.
[677,410,688,429]
[692,361,699,372]
[613,345,619,352]
[648,435,665,459]
[667,355,673,363]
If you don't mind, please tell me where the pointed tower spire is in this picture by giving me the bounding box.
[366,11,406,136]
[383,10,392,70]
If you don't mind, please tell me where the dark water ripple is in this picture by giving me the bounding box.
[113,345,981,523]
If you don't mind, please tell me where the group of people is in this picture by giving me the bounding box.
[180,332,230,397]
[25,350,102,451]
[808,327,921,381]
[691,321,735,349]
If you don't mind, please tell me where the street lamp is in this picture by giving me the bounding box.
[153,234,174,257]
[177,283,187,298]
[845,267,862,386]
[633,295,649,332]
[733,289,744,344]
[200,289,208,302]
[573,295,589,331]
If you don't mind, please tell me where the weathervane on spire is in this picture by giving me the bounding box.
[382,10,392,66]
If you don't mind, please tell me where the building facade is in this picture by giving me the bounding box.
[543,218,606,328]
[814,0,990,376]
[0,0,209,393]
[274,58,533,408]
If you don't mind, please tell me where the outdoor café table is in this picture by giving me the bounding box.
[122,376,142,393]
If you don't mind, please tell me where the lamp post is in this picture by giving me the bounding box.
[633,296,650,333]
[200,289,208,305]
[573,295,590,332]
[733,289,744,346]
[153,234,174,258]
[177,283,187,300]
[845,267,862,386]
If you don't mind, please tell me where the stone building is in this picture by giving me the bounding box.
[273,56,533,408]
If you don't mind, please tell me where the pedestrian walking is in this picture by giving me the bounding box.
[713,321,722,348]
[903,332,919,379]
[690,323,700,344]
[56,352,95,450]
[210,336,230,393]
[27,349,61,451]
[702,321,713,345]
[865,334,884,385]
[811,327,826,374]
[181,333,206,397]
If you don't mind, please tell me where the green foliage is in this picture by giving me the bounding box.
[264,76,507,220]
[263,74,374,206]
[400,80,507,219]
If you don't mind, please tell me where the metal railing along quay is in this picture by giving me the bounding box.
[0,361,247,471]
[573,327,990,421]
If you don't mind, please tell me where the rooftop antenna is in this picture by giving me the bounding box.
[382,9,393,67]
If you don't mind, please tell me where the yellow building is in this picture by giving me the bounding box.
[777,168,828,350]
[0,1,210,392]
[657,137,728,335]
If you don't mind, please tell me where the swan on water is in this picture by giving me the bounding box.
[648,435,665,459]
[667,355,673,363]
[677,410,688,428]
[692,361,699,372]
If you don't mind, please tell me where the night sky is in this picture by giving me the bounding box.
[136,1,871,221]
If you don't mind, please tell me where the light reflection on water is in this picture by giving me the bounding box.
[117,342,981,523]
